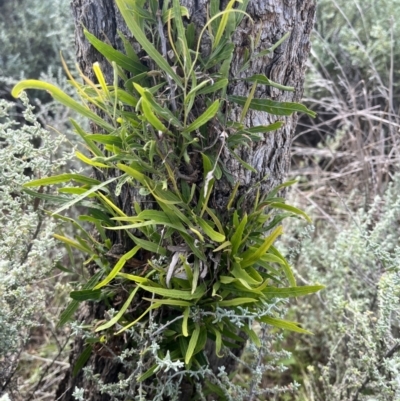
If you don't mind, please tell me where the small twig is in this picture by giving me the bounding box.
[152,315,184,338]
[20,353,70,368]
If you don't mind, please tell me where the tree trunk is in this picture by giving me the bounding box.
[56,0,315,399]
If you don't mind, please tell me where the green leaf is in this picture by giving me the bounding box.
[241,226,283,268]
[162,5,190,23]
[94,245,141,289]
[57,272,103,327]
[213,0,240,49]
[240,80,257,123]
[139,284,205,300]
[268,202,312,223]
[204,42,235,70]
[71,119,103,157]
[141,91,182,128]
[182,306,190,337]
[84,28,147,75]
[117,164,146,184]
[23,173,100,188]
[172,0,191,75]
[239,121,284,134]
[228,95,316,118]
[113,210,187,233]
[130,235,167,256]
[134,83,168,132]
[197,218,226,242]
[112,89,138,107]
[118,30,142,62]
[219,276,236,284]
[242,325,261,347]
[231,263,262,286]
[180,231,207,261]
[266,179,298,199]
[96,286,140,331]
[73,345,92,377]
[229,150,257,173]
[138,365,159,382]
[245,74,294,91]
[183,100,219,133]
[197,79,228,95]
[262,285,325,298]
[70,289,102,301]
[142,298,192,307]
[116,303,161,334]
[269,245,296,287]
[51,175,121,216]
[204,206,225,236]
[194,326,208,355]
[259,316,312,334]
[230,213,247,255]
[214,328,223,357]
[12,80,114,131]
[185,324,200,364]
[53,234,92,254]
[185,79,213,103]
[218,297,257,307]
[89,134,123,147]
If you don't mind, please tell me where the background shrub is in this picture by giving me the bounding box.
[0,1,78,398]
[282,176,400,400]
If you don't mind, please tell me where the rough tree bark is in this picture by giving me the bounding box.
[56,0,315,399]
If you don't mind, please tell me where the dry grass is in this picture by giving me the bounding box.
[291,1,400,215]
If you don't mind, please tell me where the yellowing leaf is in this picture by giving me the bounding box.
[94,245,141,289]
[259,316,312,334]
[75,151,109,168]
[241,226,283,268]
[198,218,226,242]
[96,286,140,331]
[12,80,114,131]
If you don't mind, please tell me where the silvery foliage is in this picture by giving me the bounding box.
[0,1,78,392]
[72,301,298,401]
[0,94,72,388]
[0,0,74,82]
[285,176,400,401]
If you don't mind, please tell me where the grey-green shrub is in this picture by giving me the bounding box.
[0,94,73,393]
[0,0,74,84]
[0,0,77,394]
[284,176,400,401]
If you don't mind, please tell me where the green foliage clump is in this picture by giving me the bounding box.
[283,177,400,401]
[12,0,320,398]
